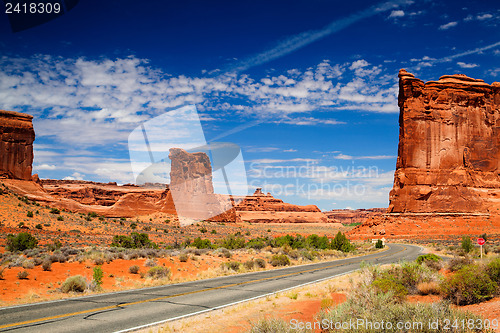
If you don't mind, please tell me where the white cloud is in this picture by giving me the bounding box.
[284,149,297,152]
[477,13,493,20]
[245,147,280,153]
[63,172,85,181]
[439,21,458,30]
[33,164,57,170]
[332,154,395,160]
[457,62,479,68]
[389,10,405,18]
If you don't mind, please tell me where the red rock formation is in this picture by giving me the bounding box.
[234,188,331,223]
[350,70,500,240]
[5,178,177,218]
[236,188,321,213]
[325,208,385,225]
[168,148,237,224]
[0,110,35,180]
[389,70,500,213]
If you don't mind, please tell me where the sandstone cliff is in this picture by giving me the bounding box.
[168,148,237,224]
[0,110,35,180]
[234,188,331,223]
[389,70,500,213]
[325,208,385,225]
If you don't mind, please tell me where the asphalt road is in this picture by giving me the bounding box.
[0,244,422,333]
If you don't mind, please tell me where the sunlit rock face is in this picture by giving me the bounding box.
[389,70,500,213]
[0,110,35,181]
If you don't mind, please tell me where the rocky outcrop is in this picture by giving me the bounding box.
[5,178,177,218]
[168,148,237,224]
[235,188,321,212]
[0,110,35,180]
[234,188,330,223]
[325,208,385,225]
[388,70,500,214]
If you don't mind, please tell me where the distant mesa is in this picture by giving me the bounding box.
[233,188,337,224]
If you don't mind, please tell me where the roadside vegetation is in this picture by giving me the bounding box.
[247,250,500,333]
[0,230,380,304]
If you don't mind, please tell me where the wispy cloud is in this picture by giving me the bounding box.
[227,0,411,72]
[333,154,396,160]
[439,21,458,30]
[388,10,405,18]
[457,62,479,68]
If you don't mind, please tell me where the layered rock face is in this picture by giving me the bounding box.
[325,208,385,225]
[168,148,236,224]
[234,188,330,223]
[388,70,500,213]
[0,110,35,180]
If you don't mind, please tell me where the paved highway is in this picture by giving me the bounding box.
[0,244,422,333]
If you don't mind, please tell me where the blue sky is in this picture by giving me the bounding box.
[0,0,499,210]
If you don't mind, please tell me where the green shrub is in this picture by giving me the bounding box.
[17,270,29,279]
[306,234,329,250]
[223,261,241,271]
[35,223,42,230]
[22,259,34,269]
[254,258,266,268]
[270,254,290,267]
[50,208,60,214]
[244,260,255,270]
[42,259,52,271]
[371,277,407,302]
[146,266,171,280]
[375,239,384,249]
[318,286,486,333]
[192,237,212,249]
[246,237,268,249]
[461,236,474,253]
[331,232,355,252]
[220,235,246,249]
[129,265,140,274]
[61,275,87,293]
[300,250,316,261]
[248,318,310,333]
[111,233,157,249]
[6,233,38,252]
[27,211,33,218]
[57,216,64,221]
[93,266,104,289]
[447,256,473,272]
[416,253,442,270]
[441,264,498,305]
[486,257,500,284]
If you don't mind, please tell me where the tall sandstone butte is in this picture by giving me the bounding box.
[168,147,237,224]
[0,110,35,180]
[388,70,500,214]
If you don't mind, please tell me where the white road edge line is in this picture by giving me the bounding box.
[115,244,423,333]
[114,268,360,333]
[0,244,395,311]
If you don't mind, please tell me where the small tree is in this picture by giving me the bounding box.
[6,233,38,252]
[375,239,384,249]
[461,236,473,253]
[331,232,355,252]
[93,266,103,290]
